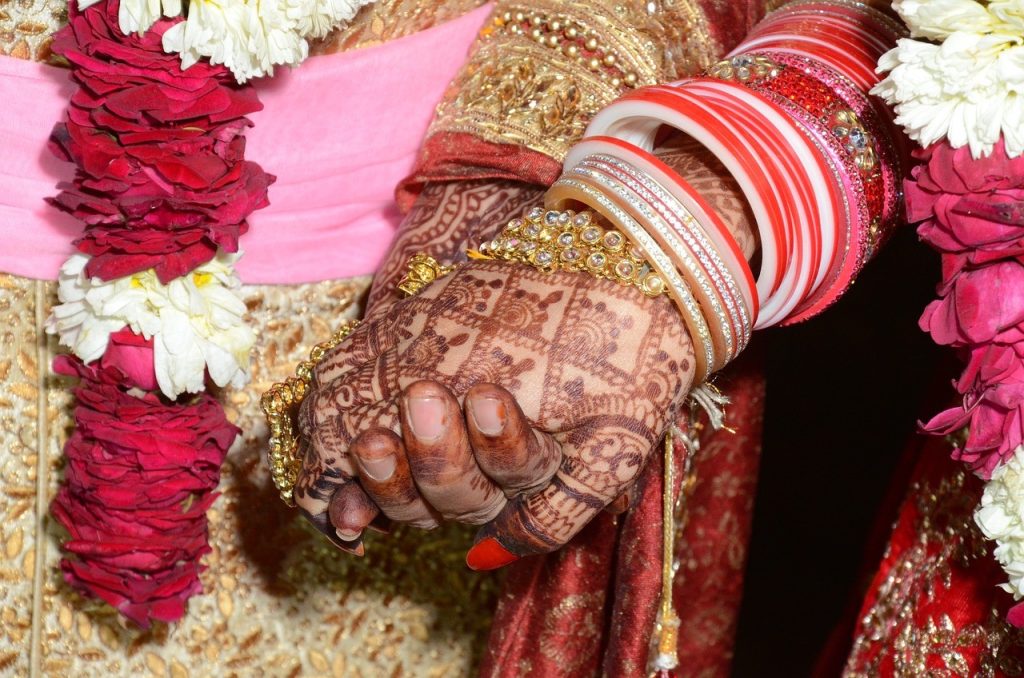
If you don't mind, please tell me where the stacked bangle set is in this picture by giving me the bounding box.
[501,0,905,383]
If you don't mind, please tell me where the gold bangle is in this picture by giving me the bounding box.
[469,205,668,298]
[260,320,360,506]
[545,175,716,383]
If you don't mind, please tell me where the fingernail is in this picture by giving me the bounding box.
[469,395,506,436]
[407,395,445,441]
[336,527,362,542]
[466,537,519,571]
[356,453,396,482]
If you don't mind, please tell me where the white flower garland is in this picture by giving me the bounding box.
[977,446,1024,601]
[79,0,375,83]
[873,0,1024,158]
[47,251,256,399]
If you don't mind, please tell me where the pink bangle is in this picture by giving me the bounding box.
[739,1,903,91]
[664,82,829,327]
[714,0,906,322]
[714,52,902,323]
[565,136,759,323]
[765,0,906,44]
[685,76,843,323]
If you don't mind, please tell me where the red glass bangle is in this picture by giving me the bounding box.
[586,89,792,318]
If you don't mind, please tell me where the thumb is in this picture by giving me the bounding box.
[465,420,657,569]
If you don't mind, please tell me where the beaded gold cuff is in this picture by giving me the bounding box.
[470,205,668,298]
[261,320,359,505]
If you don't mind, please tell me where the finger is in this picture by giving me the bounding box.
[466,422,656,570]
[326,482,379,555]
[293,435,351,539]
[303,354,400,479]
[465,383,561,497]
[401,380,507,524]
[351,427,440,529]
[294,372,400,546]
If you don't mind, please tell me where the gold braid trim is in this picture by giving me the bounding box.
[428,0,718,162]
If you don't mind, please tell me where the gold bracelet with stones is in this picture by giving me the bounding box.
[469,205,668,298]
[261,320,360,506]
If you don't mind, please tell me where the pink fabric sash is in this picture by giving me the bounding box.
[0,4,490,284]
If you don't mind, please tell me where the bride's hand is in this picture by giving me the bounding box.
[296,258,694,558]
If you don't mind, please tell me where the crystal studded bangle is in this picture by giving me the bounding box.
[471,205,669,299]
[261,320,359,506]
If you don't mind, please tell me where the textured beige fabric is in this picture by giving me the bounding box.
[0,274,499,677]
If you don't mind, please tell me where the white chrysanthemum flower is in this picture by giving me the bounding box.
[977,446,1024,600]
[291,0,367,40]
[163,0,308,82]
[46,252,255,399]
[987,0,1024,33]
[893,0,1012,40]
[77,0,182,35]
[873,31,1024,157]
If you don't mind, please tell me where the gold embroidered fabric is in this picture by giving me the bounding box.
[843,471,1024,678]
[0,0,64,61]
[0,274,498,677]
[427,0,717,162]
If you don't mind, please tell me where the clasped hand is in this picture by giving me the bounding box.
[294,258,694,569]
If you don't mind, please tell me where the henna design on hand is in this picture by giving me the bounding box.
[299,141,756,553]
[364,180,544,319]
[297,259,693,552]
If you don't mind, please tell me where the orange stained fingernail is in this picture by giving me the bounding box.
[466,537,519,571]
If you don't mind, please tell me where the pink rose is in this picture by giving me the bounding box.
[923,344,1024,477]
[99,329,156,391]
[919,259,1024,346]
[910,141,1024,257]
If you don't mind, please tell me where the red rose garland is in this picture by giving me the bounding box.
[50,355,238,626]
[47,0,272,626]
[49,0,271,283]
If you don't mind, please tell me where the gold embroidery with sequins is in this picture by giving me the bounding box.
[428,0,718,162]
[844,472,1024,677]
[310,0,487,53]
